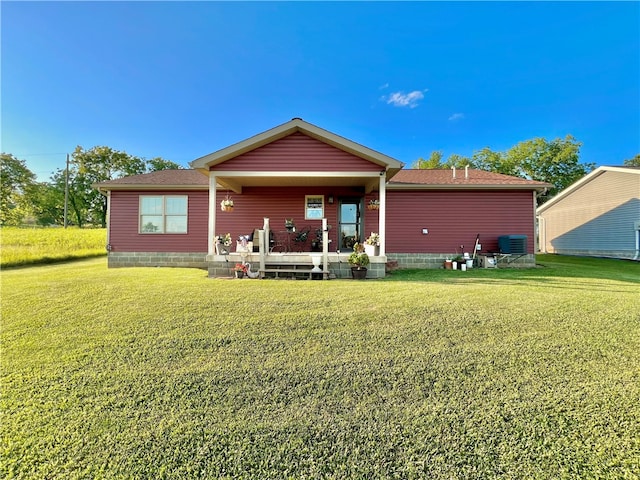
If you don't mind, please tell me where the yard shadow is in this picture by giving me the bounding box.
[383,255,640,287]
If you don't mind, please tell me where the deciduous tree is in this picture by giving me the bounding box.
[0,153,37,225]
[623,154,640,167]
[413,151,445,169]
[146,157,184,171]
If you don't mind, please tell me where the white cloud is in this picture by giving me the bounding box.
[379,82,389,90]
[384,89,427,108]
[448,113,465,121]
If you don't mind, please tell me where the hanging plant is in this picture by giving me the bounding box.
[367,199,380,210]
[220,196,234,212]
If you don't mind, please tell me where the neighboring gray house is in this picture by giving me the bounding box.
[537,166,640,260]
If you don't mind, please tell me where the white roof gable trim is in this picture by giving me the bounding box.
[537,166,640,214]
[189,118,405,171]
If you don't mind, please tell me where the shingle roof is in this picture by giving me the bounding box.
[389,169,551,189]
[94,169,208,191]
[94,168,550,191]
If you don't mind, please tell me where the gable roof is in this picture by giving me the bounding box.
[189,117,405,175]
[94,169,208,192]
[389,169,551,191]
[536,166,640,214]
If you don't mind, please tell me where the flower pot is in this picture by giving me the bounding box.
[235,271,244,279]
[221,204,234,212]
[444,260,453,270]
[367,204,379,210]
[364,244,379,257]
[215,244,230,255]
[351,267,367,279]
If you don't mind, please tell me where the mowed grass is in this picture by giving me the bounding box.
[2,256,639,479]
[0,227,107,268]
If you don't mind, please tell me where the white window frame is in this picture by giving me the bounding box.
[305,195,324,220]
[139,195,188,234]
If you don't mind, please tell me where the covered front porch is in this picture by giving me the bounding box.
[205,218,387,279]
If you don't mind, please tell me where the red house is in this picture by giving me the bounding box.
[96,118,550,278]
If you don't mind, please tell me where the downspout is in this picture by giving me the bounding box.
[533,191,539,254]
[536,188,548,254]
[105,190,111,251]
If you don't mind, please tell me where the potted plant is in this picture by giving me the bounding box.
[220,196,234,212]
[443,258,453,270]
[348,242,370,279]
[453,255,465,270]
[364,232,380,257]
[233,263,247,278]
[215,233,231,255]
[367,199,380,210]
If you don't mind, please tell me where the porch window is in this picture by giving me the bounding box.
[305,195,324,220]
[139,195,188,233]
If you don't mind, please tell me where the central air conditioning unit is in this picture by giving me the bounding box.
[498,235,527,254]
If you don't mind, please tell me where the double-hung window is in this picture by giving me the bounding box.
[139,195,188,233]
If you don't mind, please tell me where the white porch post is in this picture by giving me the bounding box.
[208,173,217,256]
[379,173,386,256]
[322,218,329,277]
[260,217,269,277]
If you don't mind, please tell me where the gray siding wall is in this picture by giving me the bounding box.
[539,171,640,259]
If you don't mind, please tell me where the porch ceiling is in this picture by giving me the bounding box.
[214,173,381,193]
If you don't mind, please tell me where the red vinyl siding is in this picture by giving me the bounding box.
[213,132,381,172]
[109,190,208,252]
[108,188,536,255]
[215,186,344,246]
[385,190,535,254]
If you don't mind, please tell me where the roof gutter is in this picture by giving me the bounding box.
[92,184,209,194]
[387,183,551,192]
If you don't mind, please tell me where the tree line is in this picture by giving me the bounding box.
[1,146,183,227]
[2,139,638,227]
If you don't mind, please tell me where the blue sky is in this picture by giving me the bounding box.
[3,1,639,181]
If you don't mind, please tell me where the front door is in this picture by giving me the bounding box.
[338,198,362,251]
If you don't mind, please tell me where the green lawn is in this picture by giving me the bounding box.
[2,256,639,478]
[0,227,107,268]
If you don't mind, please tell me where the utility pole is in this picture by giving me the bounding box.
[64,153,69,228]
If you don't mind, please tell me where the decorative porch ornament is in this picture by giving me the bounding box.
[221,196,234,212]
[285,218,296,232]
